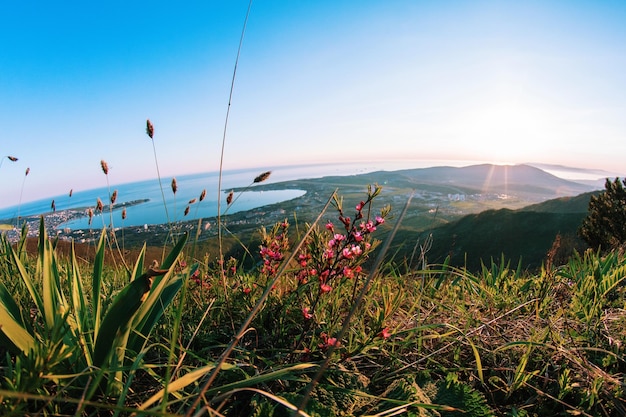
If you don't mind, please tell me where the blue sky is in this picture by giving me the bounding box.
[1,0,625,208]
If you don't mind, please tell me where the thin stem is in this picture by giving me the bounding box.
[16,168,29,228]
[216,0,253,331]
[151,140,171,228]
[217,0,252,257]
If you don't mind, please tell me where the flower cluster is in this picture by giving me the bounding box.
[259,220,290,276]
[190,269,211,289]
[299,186,389,298]
[253,185,392,355]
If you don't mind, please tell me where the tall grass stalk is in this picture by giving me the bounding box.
[146,119,172,229]
[216,0,253,271]
[213,0,253,331]
[100,160,128,270]
[190,189,207,260]
[15,167,29,228]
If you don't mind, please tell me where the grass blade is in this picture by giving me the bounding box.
[92,266,166,368]
[92,228,107,337]
[0,296,35,353]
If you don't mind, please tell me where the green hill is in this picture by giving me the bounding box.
[395,191,596,271]
[521,190,600,213]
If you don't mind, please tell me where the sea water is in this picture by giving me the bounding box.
[0,170,308,230]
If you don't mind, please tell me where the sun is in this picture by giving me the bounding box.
[458,100,549,164]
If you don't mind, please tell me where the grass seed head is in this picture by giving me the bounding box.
[184,206,190,216]
[7,156,18,162]
[122,208,127,220]
[171,178,178,194]
[146,119,154,139]
[100,160,109,175]
[51,200,56,212]
[226,190,234,205]
[254,171,271,183]
[96,198,104,212]
[199,189,206,201]
[188,198,196,205]
[111,190,118,205]
[25,167,30,176]
[69,189,73,197]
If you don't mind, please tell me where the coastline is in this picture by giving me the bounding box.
[0,189,316,246]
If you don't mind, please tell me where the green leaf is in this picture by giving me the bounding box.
[127,233,188,353]
[39,218,62,330]
[92,268,158,368]
[0,280,28,331]
[7,236,44,316]
[138,362,218,410]
[0,302,35,353]
[68,241,93,366]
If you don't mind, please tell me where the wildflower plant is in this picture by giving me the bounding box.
[256,184,391,356]
[297,184,389,307]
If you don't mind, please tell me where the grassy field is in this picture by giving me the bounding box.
[1,182,625,416]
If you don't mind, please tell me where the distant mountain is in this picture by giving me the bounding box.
[396,163,595,195]
[296,163,596,200]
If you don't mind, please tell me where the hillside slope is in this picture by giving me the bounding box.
[406,191,595,271]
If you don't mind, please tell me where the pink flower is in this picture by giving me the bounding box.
[343,267,354,278]
[320,283,332,293]
[302,307,313,320]
[325,221,334,231]
[318,333,340,349]
[379,328,391,339]
[334,233,346,242]
[355,201,364,211]
[365,221,376,233]
[342,247,353,259]
[350,245,362,256]
[375,215,385,225]
[243,287,251,295]
[353,231,363,242]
